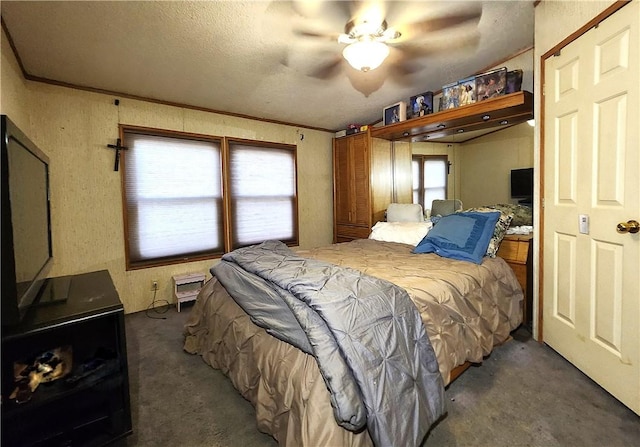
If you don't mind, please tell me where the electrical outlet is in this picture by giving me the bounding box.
[151,280,159,291]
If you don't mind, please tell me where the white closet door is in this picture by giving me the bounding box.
[543,1,639,415]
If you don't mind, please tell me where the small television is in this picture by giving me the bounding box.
[1,115,54,326]
[510,167,533,203]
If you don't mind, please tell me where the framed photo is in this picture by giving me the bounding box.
[475,67,507,101]
[441,82,459,110]
[409,92,433,118]
[505,69,523,94]
[383,101,406,125]
[457,76,476,106]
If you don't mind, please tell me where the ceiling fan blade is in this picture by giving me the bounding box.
[393,30,481,59]
[381,47,424,86]
[398,10,482,42]
[292,28,341,41]
[290,0,356,21]
[287,0,362,43]
[265,1,352,42]
[308,57,344,80]
[391,59,424,78]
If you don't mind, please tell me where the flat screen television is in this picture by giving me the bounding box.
[510,167,533,203]
[1,115,54,326]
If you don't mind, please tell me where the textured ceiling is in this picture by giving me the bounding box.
[1,1,534,132]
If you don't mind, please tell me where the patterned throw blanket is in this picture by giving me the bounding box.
[212,240,445,447]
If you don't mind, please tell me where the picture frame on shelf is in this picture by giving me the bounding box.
[441,81,459,110]
[505,69,524,94]
[409,92,433,118]
[475,67,507,101]
[383,101,406,125]
[457,76,476,106]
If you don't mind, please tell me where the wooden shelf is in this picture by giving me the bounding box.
[370,91,533,142]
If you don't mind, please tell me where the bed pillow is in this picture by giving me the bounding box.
[385,203,425,222]
[413,211,501,264]
[463,207,514,257]
[430,199,463,217]
[369,221,433,246]
[485,203,532,226]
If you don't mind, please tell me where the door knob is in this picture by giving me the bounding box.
[616,220,639,234]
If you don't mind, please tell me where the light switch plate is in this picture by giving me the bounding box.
[579,214,589,234]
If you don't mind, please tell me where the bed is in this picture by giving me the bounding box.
[184,210,523,447]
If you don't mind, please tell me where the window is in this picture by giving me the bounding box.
[228,139,297,250]
[122,130,223,268]
[412,155,448,211]
[121,128,298,269]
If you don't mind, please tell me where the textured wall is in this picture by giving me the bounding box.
[1,28,30,129]
[459,123,534,209]
[410,121,534,211]
[412,48,534,209]
[458,48,534,209]
[1,28,333,314]
[490,48,534,94]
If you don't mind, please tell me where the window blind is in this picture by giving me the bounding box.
[123,132,223,266]
[228,142,297,249]
[412,155,447,210]
[424,157,447,207]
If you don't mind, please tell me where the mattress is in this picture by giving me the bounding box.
[184,239,523,446]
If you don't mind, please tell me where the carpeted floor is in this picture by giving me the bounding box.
[117,304,640,447]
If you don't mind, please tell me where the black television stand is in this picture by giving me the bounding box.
[1,270,132,446]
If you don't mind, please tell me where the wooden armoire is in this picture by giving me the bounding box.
[333,130,412,242]
[333,92,534,243]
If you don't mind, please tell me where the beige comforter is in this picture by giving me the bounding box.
[184,239,523,446]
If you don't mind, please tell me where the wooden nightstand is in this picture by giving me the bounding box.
[497,234,533,329]
[173,273,206,312]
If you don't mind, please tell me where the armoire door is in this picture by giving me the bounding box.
[333,133,370,227]
[350,133,371,226]
[543,1,639,415]
[334,136,352,226]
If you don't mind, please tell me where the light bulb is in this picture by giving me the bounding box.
[342,40,390,72]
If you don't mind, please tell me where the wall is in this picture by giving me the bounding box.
[410,117,534,211]
[458,122,534,208]
[457,48,535,210]
[1,29,334,314]
[419,48,535,210]
[432,48,534,113]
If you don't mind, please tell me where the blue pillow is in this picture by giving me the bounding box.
[413,211,501,264]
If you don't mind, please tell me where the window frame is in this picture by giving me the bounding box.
[120,126,298,270]
[120,125,225,270]
[224,137,299,251]
[412,154,449,211]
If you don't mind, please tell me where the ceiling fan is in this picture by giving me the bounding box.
[338,18,401,72]
[276,1,483,80]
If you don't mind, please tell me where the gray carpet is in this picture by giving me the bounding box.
[117,304,640,447]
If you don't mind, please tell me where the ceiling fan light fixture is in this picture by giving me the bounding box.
[342,40,389,72]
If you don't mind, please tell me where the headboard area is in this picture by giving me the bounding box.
[385,203,425,222]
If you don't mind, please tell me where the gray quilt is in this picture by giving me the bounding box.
[212,240,445,447]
